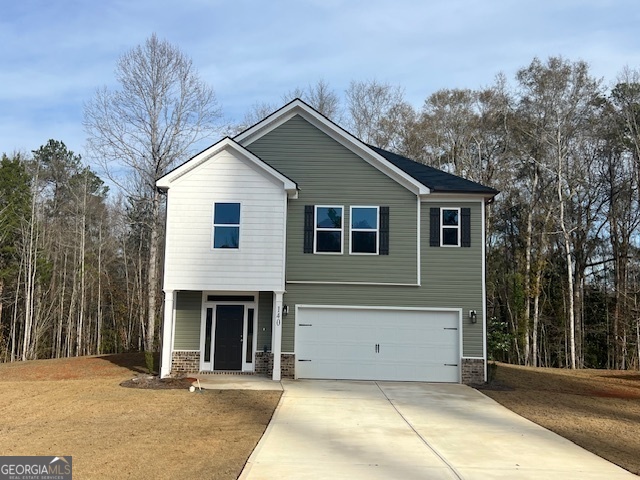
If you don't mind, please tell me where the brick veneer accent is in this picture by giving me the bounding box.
[254,352,272,375]
[171,351,200,375]
[461,358,485,384]
[172,351,476,383]
[281,354,295,378]
[255,352,295,378]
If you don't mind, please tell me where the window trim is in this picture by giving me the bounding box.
[440,207,460,247]
[212,201,241,250]
[349,205,380,255]
[314,205,344,254]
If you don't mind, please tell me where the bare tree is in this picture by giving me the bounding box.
[515,57,603,369]
[345,79,405,147]
[238,101,278,132]
[84,33,222,371]
[283,79,342,121]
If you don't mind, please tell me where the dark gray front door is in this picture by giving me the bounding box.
[214,305,244,370]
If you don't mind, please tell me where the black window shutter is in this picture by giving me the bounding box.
[430,208,440,247]
[379,206,389,255]
[304,205,314,253]
[461,207,471,247]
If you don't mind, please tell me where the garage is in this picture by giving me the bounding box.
[295,306,461,382]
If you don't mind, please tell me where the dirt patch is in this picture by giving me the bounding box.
[0,353,281,479]
[120,375,196,389]
[481,362,640,476]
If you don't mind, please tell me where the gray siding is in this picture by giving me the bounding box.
[174,291,202,350]
[247,115,418,284]
[257,291,273,352]
[280,202,484,357]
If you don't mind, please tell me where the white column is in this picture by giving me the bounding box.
[160,290,175,378]
[272,292,284,381]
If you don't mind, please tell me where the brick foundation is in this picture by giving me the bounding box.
[171,350,294,378]
[255,352,295,378]
[171,351,200,375]
[461,358,485,384]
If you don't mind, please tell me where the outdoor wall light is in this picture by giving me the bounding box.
[469,310,478,324]
[283,305,289,316]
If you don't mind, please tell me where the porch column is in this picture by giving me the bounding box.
[160,290,175,378]
[272,292,284,381]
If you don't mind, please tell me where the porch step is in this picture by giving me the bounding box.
[197,371,256,375]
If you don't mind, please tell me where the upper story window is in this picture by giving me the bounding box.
[315,206,343,253]
[441,208,460,247]
[213,202,240,249]
[304,205,389,255]
[430,207,471,248]
[350,206,379,254]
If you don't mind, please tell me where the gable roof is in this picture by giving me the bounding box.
[235,99,430,196]
[157,99,498,201]
[368,146,499,198]
[235,98,497,200]
[156,137,298,196]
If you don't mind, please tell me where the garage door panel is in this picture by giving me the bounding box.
[296,307,460,382]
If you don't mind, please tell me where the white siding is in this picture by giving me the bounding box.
[163,149,287,291]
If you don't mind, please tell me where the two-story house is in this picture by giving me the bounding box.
[156,99,498,384]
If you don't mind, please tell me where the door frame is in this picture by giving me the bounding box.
[200,292,258,372]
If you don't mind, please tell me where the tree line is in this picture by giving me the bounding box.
[1,35,639,371]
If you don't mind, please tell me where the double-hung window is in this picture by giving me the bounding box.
[350,206,379,254]
[441,208,460,247]
[314,206,343,253]
[213,202,240,249]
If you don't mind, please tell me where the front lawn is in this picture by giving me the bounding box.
[481,362,640,475]
[0,353,281,479]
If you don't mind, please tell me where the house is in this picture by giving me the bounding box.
[156,99,498,384]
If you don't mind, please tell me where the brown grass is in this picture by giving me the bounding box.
[0,354,281,479]
[482,362,640,475]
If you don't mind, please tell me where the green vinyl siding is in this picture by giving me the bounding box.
[257,291,273,352]
[174,291,202,350]
[246,115,418,284]
[422,202,484,356]
[280,202,485,357]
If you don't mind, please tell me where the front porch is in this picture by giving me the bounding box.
[160,290,287,381]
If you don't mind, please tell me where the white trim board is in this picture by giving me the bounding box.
[157,137,298,197]
[287,281,420,287]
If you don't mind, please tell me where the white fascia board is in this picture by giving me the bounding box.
[235,99,429,196]
[156,137,298,197]
[420,193,492,203]
[296,304,463,313]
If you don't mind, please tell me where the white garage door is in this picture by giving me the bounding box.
[295,307,460,382]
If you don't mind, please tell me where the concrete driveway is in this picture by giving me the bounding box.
[240,380,635,479]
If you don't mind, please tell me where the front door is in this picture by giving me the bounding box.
[213,305,244,370]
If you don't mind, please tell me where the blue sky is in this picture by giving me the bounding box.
[1,0,639,160]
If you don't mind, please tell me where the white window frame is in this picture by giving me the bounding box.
[349,206,379,255]
[441,207,460,247]
[212,201,241,250]
[314,205,344,254]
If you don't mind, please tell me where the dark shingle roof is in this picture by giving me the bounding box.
[369,145,499,197]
